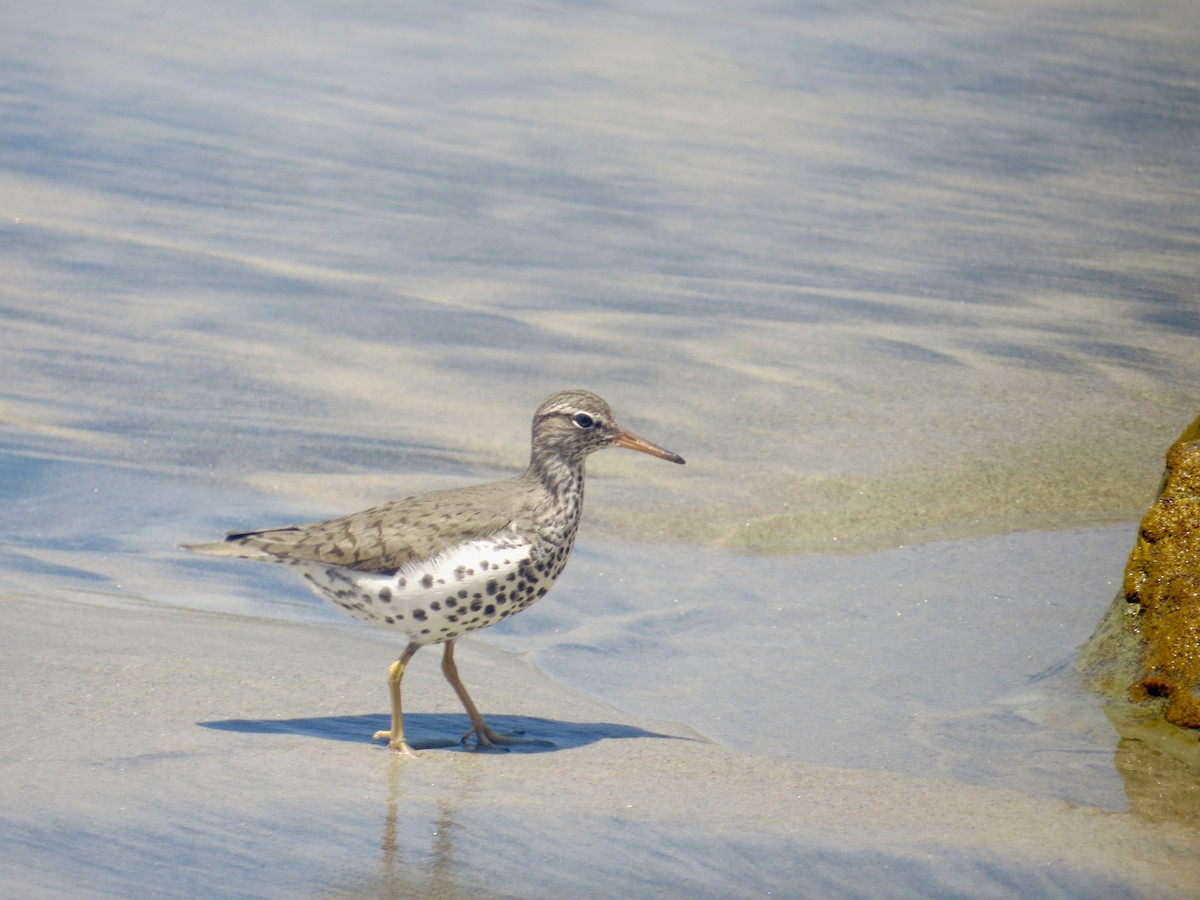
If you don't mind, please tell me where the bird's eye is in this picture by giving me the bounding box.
[572,412,595,429]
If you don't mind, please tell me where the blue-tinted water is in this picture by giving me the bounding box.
[3,1,1199,895]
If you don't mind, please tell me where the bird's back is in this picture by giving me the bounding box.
[185,475,550,574]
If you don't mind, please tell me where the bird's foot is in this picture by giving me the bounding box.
[372,729,419,757]
[461,724,527,751]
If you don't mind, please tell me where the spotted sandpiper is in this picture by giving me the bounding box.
[184,390,684,755]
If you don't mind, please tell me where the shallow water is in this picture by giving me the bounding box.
[5,0,1200,553]
[3,0,1200,896]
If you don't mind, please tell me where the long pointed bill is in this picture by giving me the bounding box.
[613,430,686,465]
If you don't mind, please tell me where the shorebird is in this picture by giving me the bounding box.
[184,389,684,755]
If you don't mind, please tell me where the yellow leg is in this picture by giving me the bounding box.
[441,640,512,748]
[373,643,420,755]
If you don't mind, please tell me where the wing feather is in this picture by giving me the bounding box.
[184,478,532,574]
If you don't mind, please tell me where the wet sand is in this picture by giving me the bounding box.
[3,0,1200,895]
[5,586,1199,899]
[2,445,1196,896]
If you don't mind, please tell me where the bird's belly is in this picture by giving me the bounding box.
[296,538,562,645]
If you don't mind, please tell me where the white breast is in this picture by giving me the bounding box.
[296,537,539,644]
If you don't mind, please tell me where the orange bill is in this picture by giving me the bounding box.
[613,430,686,465]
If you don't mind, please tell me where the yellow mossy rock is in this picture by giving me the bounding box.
[1123,425,1200,728]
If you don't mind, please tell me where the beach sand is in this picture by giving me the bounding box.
[3,0,1200,895]
[5,581,1198,899]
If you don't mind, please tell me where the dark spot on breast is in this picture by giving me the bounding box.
[484,604,495,616]
[413,609,427,621]
[379,587,392,603]
[486,581,498,596]
[421,574,434,589]
[430,601,441,611]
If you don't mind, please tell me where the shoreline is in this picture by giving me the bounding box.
[4,583,1198,897]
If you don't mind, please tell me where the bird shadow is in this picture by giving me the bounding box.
[197,712,694,754]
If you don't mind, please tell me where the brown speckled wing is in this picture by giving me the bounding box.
[221,480,530,574]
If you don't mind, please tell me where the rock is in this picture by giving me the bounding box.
[1079,413,1200,729]
[1123,433,1200,727]
[1076,414,1200,821]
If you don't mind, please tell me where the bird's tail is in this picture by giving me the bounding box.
[180,537,281,561]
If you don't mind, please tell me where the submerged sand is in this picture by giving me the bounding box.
[3,0,1200,895]
[5,587,1198,899]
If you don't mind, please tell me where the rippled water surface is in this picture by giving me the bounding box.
[3,1,1199,896]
